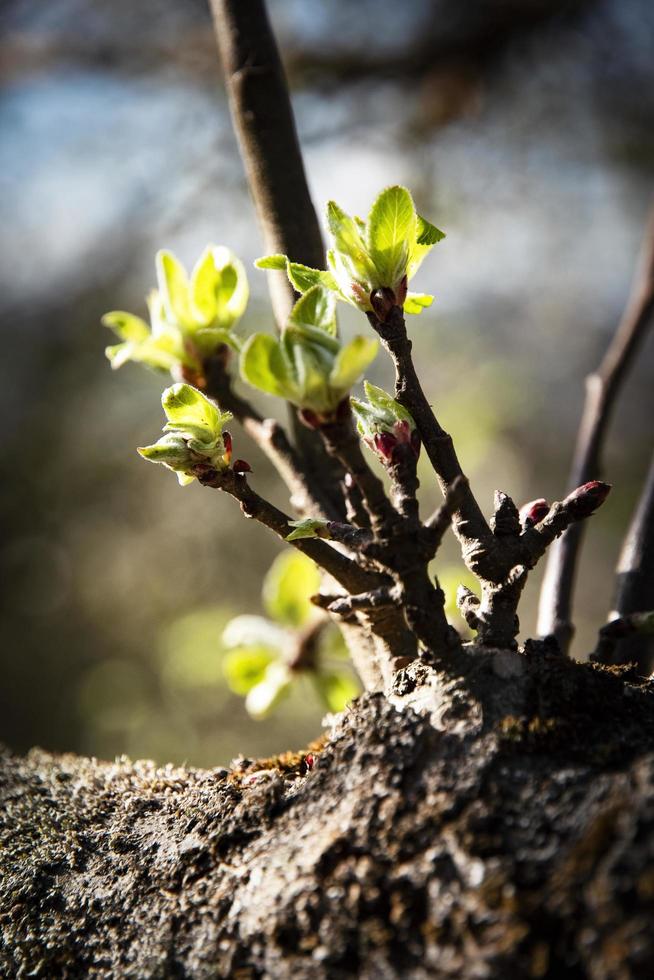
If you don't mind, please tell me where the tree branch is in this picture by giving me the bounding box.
[538,204,654,652]
[209,0,347,521]
[319,414,396,534]
[368,306,497,577]
[203,351,338,519]
[197,467,373,594]
[604,453,654,667]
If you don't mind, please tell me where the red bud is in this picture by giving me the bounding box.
[370,286,397,322]
[564,481,611,519]
[373,431,398,462]
[232,459,251,475]
[223,430,233,462]
[520,498,550,527]
[298,408,321,430]
[304,754,314,770]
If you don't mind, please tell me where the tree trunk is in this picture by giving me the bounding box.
[2,643,654,979]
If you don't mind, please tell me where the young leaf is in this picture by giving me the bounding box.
[329,336,378,392]
[403,292,434,315]
[245,662,293,719]
[223,646,278,696]
[286,518,330,542]
[367,185,417,288]
[156,250,193,328]
[263,552,321,627]
[289,286,337,336]
[240,334,297,400]
[254,254,288,271]
[255,254,338,294]
[102,311,150,343]
[162,384,228,442]
[416,214,446,246]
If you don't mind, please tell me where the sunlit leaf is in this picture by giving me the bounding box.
[329,336,378,392]
[240,334,297,400]
[162,383,230,442]
[285,519,330,543]
[403,292,434,315]
[245,662,293,718]
[156,250,193,327]
[223,646,278,696]
[366,185,416,287]
[263,551,321,627]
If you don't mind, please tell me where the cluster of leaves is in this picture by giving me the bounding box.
[222,553,359,718]
[240,285,378,422]
[255,185,444,315]
[103,246,248,377]
[138,384,233,486]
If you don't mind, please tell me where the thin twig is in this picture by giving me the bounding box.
[369,307,497,577]
[197,467,373,594]
[603,453,654,667]
[319,415,396,534]
[203,352,338,519]
[537,204,654,653]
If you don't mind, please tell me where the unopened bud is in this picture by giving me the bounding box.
[370,286,397,322]
[564,481,611,519]
[395,275,408,307]
[519,498,550,528]
[373,431,398,462]
[298,408,321,430]
[232,459,252,475]
[223,430,233,462]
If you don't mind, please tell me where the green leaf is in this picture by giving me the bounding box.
[255,254,338,295]
[156,250,193,327]
[289,286,337,336]
[223,646,278,696]
[363,380,414,424]
[162,383,229,441]
[313,670,359,712]
[245,662,293,718]
[329,336,378,392]
[223,614,290,651]
[240,334,297,400]
[403,292,434,315]
[137,432,191,466]
[263,551,321,627]
[137,433,198,485]
[366,185,417,287]
[285,518,330,543]
[254,254,288,271]
[407,215,446,279]
[190,246,249,331]
[190,246,219,324]
[287,262,338,295]
[326,201,376,284]
[102,311,150,343]
[416,215,446,246]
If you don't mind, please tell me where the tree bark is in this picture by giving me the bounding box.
[3,644,654,979]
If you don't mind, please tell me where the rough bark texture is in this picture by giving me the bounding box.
[2,644,654,979]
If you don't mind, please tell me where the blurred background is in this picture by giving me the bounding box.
[1,0,652,767]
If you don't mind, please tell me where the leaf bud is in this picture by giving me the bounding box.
[564,481,611,519]
[519,498,551,528]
